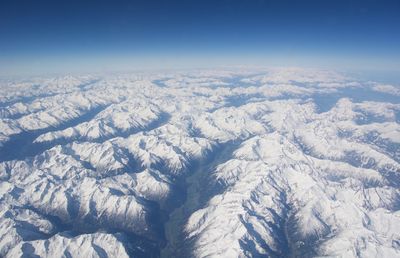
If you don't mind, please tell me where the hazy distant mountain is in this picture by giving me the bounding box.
[0,68,399,257]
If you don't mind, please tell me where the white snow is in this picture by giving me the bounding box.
[0,68,399,257]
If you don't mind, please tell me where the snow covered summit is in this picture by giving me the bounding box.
[0,68,399,257]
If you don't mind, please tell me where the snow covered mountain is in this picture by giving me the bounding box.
[0,68,399,257]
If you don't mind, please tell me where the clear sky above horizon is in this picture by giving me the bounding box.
[1,0,399,76]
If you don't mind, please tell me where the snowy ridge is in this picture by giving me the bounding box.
[35,100,164,143]
[0,68,399,257]
[7,232,130,258]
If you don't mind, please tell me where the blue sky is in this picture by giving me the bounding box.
[1,0,400,76]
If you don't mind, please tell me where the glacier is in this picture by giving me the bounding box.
[0,68,399,257]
